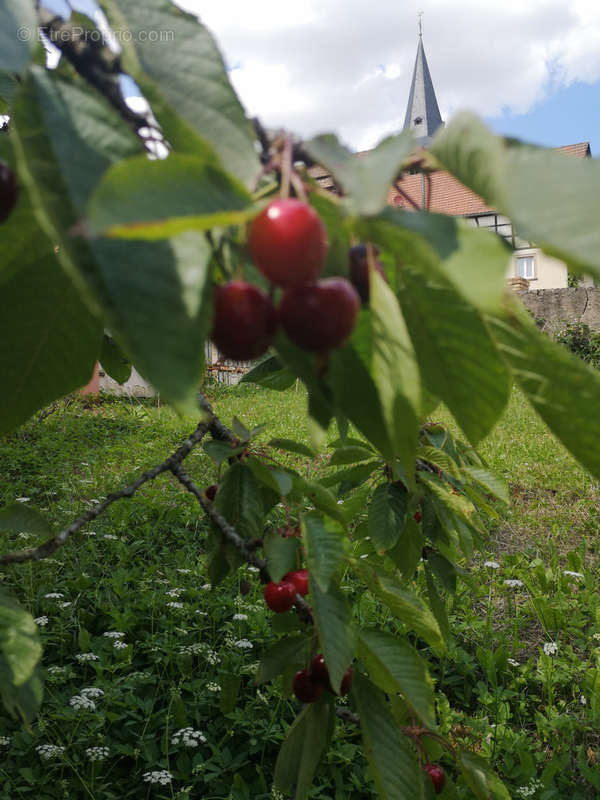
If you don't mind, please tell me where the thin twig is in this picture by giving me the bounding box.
[335,707,360,725]
[0,420,210,565]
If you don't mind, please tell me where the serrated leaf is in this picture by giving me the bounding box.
[355,561,446,652]
[0,506,51,538]
[274,700,335,800]
[387,517,423,579]
[213,463,263,539]
[305,131,415,216]
[487,301,600,480]
[458,749,511,800]
[330,445,376,466]
[368,483,408,554]
[353,673,421,800]
[311,583,354,693]
[418,446,460,479]
[256,634,311,685]
[12,68,213,414]
[357,629,436,729]
[420,473,483,535]
[424,567,451,645]
[104,0,259,186]
[268,438,315,458]
[370,272,421,481]
[463,466,509,505]
[0,0,36,74]
[0,589,43,723]
[99,334,132,385]
[263,529,300,583]
[88,155,253,239]
[293,475,347,526]
[398,266,510,446]
[302,512,345,592]
[242,357,296,391]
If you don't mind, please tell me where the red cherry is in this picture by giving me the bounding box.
[423,764,445,794]
[348,244,388,304]
[310,655,353,695]
[0,162,19,224]
[414,510,422,524]
[249,199,328,288]
[283,569,309,596]
[204,484,218,502]
[263,580,296,613]
[280,278,360,353]
[293,669,324,703]
[339,666,353,696]
[211,281,278,361]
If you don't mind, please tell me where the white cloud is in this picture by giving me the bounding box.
[175,0,600,150]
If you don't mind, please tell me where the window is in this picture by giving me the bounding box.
[517,255,535,280]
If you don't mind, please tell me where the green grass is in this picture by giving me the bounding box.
[0,383,599,799]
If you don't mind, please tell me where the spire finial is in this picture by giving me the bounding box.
[418,11,423,38]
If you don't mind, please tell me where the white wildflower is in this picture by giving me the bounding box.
[113,641,128,650]
[59,601,72,608]
[36,744,64,760]
[166,601,184,609]
[103,534,119,540]
[69,694,96,711]
[206,682,220,692]
[47,666,67,675]
[86,746,109,761]
[80,687,104,699]
[233,614,248,621]
[82,530,97,536]
[143,770,173,786]
[543,642,558,656]
[234,639,253,650]
[44,593,64,599]
[18,532,32,539]
[0,736,10,746]
[200,583,212,591]
[508,658,520,667]
[16,497,31,503]
[171,728,207,748]
[594,633,600,642]
[195,610,208,616]
[504,579,524,588]
[177,568,192,574]
[103,631,125,639]
[34,616,49,626]
[166,588,184,598]
[75,652,99,663]
[484,561,500,569]
[564,570,584,579]
[580,695,587,705]
[247,566,259,573]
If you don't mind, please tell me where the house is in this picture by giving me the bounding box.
[313,31,593,290]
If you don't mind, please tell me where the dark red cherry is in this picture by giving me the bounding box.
[211,281,278,361]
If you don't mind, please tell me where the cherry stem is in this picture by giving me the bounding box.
[280,135,293,199]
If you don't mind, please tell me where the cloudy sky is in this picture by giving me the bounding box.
[173,0,600,155]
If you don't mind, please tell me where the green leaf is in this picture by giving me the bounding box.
[99,334,132,385]
[275,332,334,430]
[370,272,421,480]
[202,441,245,466]
[88,154,253,239]
[0,589,43,723]
[263,529,300,583]
[355,561,446,652]
[417,446,460,479]
[488,301,600,480]
[424,567,452,645]
[432,112,600,282]
[398,266,510,445]
[256,634,311,685]
[305,131,415,216]
[246,458,292,496]
[301,512,346,593]
[0,506,51,538]
[104,0,259,187]
[353,673,421,800]
[0,0,36,74]
[274,700,335,800]
[311,583,354,693]
[420,473,482,533]
[463,466,509,505]
[12,67,212,414]
[320,462,380,488]
[268,438,315,458]
[330,445,375,466]
[241,357,296,391]
[292,475,347,526]
[357,629,436,729]
[213,463,263,539]
[368,483,408,553]
[0,189,102,432]
[458,749,511,800]
[387,517,423,579]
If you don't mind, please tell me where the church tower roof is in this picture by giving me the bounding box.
[403,26,443,147]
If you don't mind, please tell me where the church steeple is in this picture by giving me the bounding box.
[403,21,443,147]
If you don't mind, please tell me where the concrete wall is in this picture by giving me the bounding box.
[519,287,600,334]
[99,365,156,397]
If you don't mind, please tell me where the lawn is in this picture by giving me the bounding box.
[0,383,598,799]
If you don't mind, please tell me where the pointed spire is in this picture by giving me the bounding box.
[403,23,443,147]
